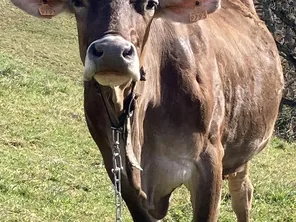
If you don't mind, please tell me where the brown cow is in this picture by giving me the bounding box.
[11,0,283,221]
[241,0,255,12]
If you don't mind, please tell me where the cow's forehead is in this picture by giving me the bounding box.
[83,0,137,5]
[76,0,139,17]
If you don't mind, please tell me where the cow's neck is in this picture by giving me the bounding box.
[100,21,194,198]
[98,31,164,198]
[121,27,167,197]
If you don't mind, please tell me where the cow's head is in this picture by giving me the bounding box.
[11,0,220,87]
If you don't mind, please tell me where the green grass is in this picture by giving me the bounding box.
[1,1,296,221]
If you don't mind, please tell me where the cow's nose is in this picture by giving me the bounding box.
[122,45,135,59]
[84,35,140,85]
[88,36,136,63]
[90,44,104,58]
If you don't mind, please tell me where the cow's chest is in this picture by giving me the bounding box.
[140,131,200,209]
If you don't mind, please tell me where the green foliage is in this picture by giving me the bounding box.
[1,1,295,221]
[276,105,296,141]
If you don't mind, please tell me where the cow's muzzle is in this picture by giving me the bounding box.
[84,35,140,86]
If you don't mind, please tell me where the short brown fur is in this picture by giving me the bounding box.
[84,0,283,221]
[83,0,283,221]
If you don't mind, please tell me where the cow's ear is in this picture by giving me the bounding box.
[156,0,221,23]
[11,0,68,19]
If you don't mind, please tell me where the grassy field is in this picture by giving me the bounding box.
[1,1,296,221]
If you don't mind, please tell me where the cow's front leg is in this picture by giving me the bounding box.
[103,155,157,221]
[121,189,159,222]
[104,160,158,222]
[188,143,223,222]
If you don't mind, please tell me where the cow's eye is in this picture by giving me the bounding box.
[145,0,158,11]
[72,0,84,7]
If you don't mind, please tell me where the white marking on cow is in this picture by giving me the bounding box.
[178,37,196,67]
[226,85,243,143]
[84,53,96,81]
[253,71,262,102]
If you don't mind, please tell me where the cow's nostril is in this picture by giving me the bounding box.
[91,45,104,58]
[122,46,135,59]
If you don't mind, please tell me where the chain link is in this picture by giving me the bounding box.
[111,127,124,222]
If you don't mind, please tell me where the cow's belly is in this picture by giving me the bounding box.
[222,136,271,175]
[221,98,279,174]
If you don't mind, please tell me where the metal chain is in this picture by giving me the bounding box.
[111,127,124,222]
